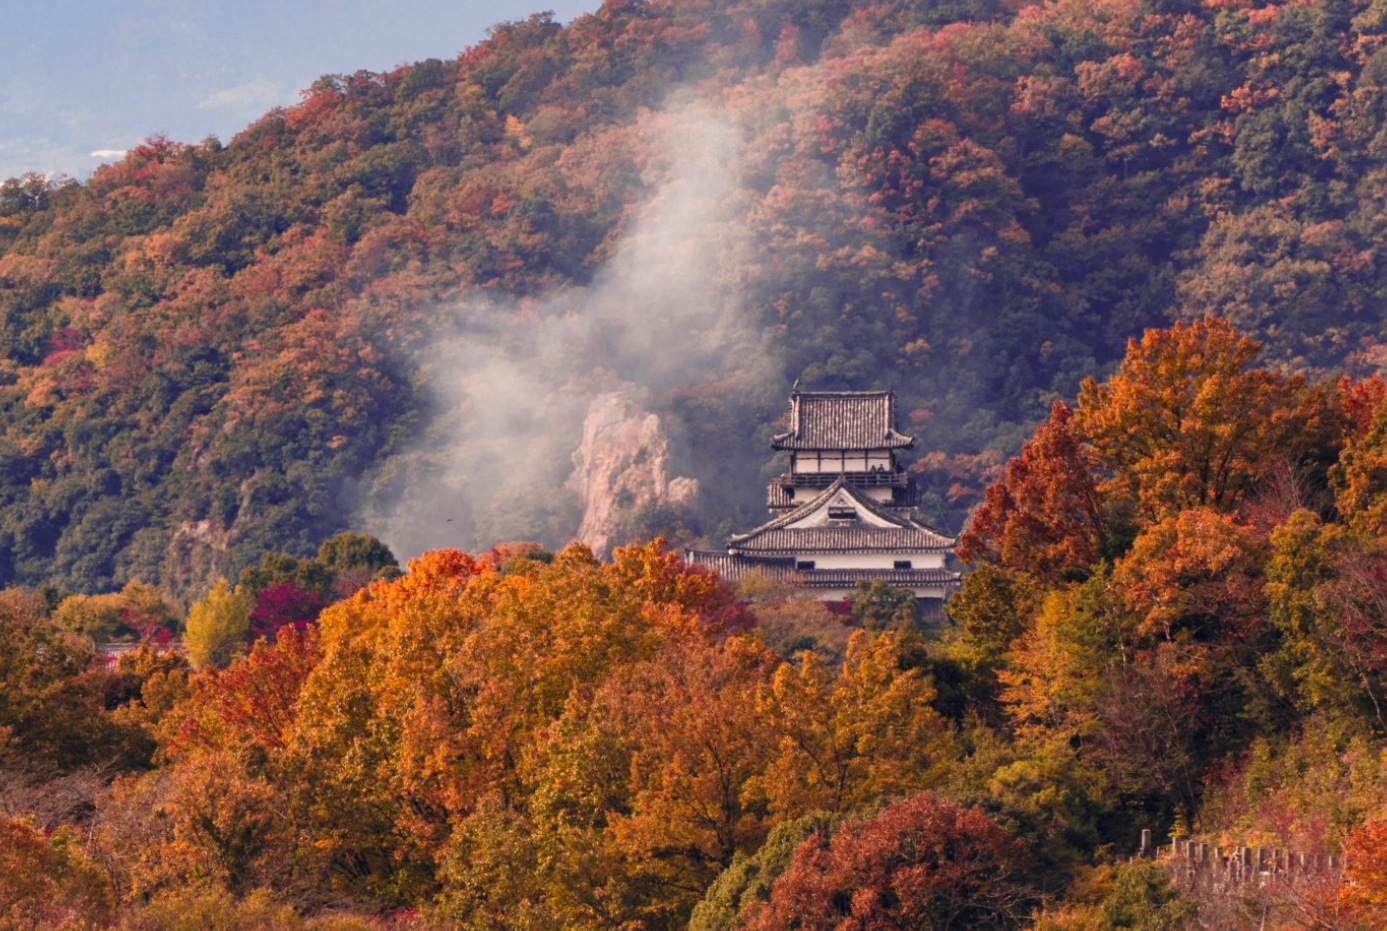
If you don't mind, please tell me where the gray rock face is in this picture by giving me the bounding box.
[569,392,698,556]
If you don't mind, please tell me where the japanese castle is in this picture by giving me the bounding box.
[686,387,960,611]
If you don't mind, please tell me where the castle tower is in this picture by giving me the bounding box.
[687,388,959,611]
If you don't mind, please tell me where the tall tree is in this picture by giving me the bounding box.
[958,400,1104,583]
[1333,391,1387,540]
[1076,317,1338,522]
[184,579,251,671]
[754,630,949,818]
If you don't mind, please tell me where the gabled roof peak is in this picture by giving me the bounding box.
[728,476,954,553]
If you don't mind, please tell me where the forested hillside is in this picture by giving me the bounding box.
[12,0,1387,926]
[6,0,1387,594]
[12,318,1387,929]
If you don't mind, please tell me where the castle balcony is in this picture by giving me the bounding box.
[778,469,910,488]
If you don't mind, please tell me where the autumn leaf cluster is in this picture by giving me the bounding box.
[952,317,1387,928]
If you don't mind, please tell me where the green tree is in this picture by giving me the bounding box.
[845,579,923,631]
[1032,860,1195,931]
[314,531,398,576]
[942,563,1041,707]
[689,813,841,931]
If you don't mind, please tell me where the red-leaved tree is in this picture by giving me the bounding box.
[248,581,325,642]
[742,792,1035,931]
[957,400,1104,583]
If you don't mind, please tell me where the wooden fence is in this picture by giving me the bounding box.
[1133,829,1344,892]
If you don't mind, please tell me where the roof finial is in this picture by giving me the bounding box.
[791,377,801,396]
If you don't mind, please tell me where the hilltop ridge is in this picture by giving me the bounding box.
[3,0,1387,593]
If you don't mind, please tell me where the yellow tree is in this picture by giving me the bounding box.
[601,636,779,921]
[754,630,950,818]
[999,586,1117,746]
[53,579,180,643]
[505,635,781,931]
[290,541,749,911]
[184,578,251,670]
[1332,391,1387,540]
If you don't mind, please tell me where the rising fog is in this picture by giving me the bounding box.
[362,95,784,560]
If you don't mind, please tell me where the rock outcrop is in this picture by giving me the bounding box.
[569,392,698,556]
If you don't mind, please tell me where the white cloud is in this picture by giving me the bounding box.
[196,78,285,112]
[89,148,127,159]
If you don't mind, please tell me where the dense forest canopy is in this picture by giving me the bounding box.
[12,315,1387,928]
[6,0,1387,595]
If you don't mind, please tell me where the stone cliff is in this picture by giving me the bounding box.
[570,392,698,556]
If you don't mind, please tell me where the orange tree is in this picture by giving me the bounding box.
[0,816,113,930]
[1075,317,1340,522]
[98,539,956,928]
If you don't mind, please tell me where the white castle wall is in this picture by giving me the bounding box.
[799,552,947,570]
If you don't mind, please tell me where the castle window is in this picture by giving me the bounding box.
[893,560,913,570]
[796,560,816,570]
[828,506,857,521]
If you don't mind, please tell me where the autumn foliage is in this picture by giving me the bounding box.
[1075,318,1338,521]
[957,401,1103,583]
[0,816,112,929]
[741,793,1034,931]
[7,0,1387,920]
[56,541,948,929]
[7,0,1387,600]
[14,319,1387,928]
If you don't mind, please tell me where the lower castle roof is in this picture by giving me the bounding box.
[730,475,954,554]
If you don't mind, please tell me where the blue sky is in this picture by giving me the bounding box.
[0,0,600,180]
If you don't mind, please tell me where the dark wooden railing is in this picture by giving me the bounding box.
[779,470,909,488]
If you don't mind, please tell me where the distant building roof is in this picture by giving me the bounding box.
[729,476,954,554]
[771,389,914,451]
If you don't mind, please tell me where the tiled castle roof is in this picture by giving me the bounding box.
[729,526,954,554]
[729,476,954,554]
[771,389,914,451]
[766,481,795,509]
